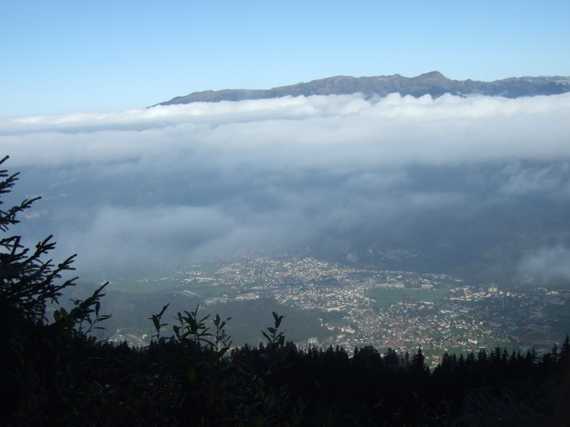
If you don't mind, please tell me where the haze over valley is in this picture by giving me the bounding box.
[4,77,570,354]
[6,80,570,284]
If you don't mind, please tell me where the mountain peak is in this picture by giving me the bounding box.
[415,71,448,80]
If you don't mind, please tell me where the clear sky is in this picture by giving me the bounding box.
[1,0,569,116]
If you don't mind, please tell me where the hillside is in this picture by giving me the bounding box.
[156,71,570,106]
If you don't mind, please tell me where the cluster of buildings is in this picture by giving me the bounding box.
[119,256,570,365]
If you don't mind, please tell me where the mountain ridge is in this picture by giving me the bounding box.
[155,71,570,106]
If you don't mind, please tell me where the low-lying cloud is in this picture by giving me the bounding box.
[3,93,570,168]
[3,93,570,284]
[519,247,570,284]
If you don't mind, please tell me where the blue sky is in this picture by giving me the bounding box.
[1,0,569,116]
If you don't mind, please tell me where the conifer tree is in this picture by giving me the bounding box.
[0,155,108,331]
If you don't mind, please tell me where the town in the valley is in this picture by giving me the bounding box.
[109,257,570,367]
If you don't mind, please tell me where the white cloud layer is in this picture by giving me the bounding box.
[3,93,570,282]
[2,93,570,169]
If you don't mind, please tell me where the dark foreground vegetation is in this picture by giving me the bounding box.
[2,156,570,426]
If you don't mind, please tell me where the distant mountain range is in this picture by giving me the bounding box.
[156,71,570,106]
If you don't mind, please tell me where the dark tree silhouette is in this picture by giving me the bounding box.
[0,155,109,330]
